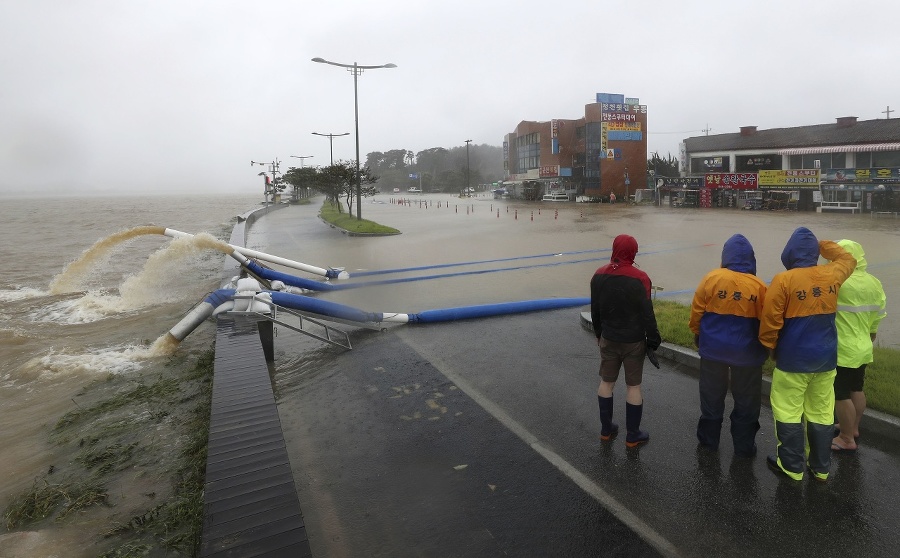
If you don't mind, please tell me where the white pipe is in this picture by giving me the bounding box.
[380,313,411,323]
[162,228,350,279]
[168,301,216,341]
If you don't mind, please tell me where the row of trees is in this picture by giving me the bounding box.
[647,152,680,177]
[364,144,505,193]
[280,161,377,215]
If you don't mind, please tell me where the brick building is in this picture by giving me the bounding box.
[503,93,647,201]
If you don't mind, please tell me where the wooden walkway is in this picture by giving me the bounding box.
[200,319,311,557]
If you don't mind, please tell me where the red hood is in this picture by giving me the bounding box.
[610,234,638,265]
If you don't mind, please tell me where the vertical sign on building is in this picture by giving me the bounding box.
[551,119,559,154]
[600,122,608,156]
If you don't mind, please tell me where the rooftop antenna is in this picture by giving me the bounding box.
[883,106,894,119]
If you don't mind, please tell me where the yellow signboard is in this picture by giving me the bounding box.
[606,122,641,131]
[758,169,820,187]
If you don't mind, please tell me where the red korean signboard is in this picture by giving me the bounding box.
[704,173,758,190]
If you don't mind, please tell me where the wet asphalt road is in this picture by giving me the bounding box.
[272,307,900,558]
[245,201,900,557]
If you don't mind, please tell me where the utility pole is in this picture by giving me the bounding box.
[465,139,472,196]
[252,158,281,209]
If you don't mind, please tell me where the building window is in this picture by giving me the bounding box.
[873,150,900,167]
[691,157,728,173]
[516,132,540,147]
[802,153,830,169]
[736,154,780,171]
[855,152,872,168]
[789,155,803,169]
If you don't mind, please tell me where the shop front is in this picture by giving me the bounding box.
[820,168,900,212]
[757,169,820,211]
[702,173,759,209]
[657,177,703,208]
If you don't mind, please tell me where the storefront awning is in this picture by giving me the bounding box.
[779,143,900,155]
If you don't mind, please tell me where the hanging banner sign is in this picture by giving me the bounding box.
[824,167,900,183]
[658,177,703,189]
[606,122,641,131]
[607,131,643,141]
[704,173,758,190]
[539,165,560,177]
[758,169,820,187]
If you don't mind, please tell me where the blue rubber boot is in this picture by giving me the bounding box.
[598,395,619,441]
[625,402,649,448]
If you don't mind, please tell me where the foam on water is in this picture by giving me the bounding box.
[35,232,231,324]
[25,345,149,379]
[0,286,49,302]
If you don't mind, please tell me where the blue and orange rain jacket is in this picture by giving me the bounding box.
[689,234,768,367]
[759,227,856,373]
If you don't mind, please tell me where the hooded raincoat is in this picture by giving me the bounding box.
[759,227,856,372]
[760,227,856,481]
[590,235,661,349]
[835,239,887,368]
[689,234,768,367]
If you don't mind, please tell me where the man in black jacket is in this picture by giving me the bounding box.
[591,234,662,447]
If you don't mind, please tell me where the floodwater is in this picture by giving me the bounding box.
[0,193,258,556]
[0,191,897,555]
[249,194,899,349]
[247,194,900,557]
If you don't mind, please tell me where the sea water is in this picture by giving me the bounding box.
[0,193,257,555]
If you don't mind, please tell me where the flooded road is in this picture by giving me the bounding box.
[249,195,899,348]
[246,196,900,557]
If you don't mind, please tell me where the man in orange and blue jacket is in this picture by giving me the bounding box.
[689,234,768,458]
[759,227,856,482]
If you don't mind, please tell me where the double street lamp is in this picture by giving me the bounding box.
[312,131,350,166]
[290,155,314,167]
[312,57,397,220]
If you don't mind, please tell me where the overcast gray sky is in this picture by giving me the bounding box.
[1,0,896,195]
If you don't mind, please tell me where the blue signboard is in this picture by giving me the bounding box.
[596,92,625,104]
[607,131,643,141]
[824,168,900,183]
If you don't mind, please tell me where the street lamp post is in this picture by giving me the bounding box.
[312,57,397,221]
[624,165,630,205]
[290,155,314,168]
[312,132,350,166]
[465,139,472,196]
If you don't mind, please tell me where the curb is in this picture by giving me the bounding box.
[579,312,900,443]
